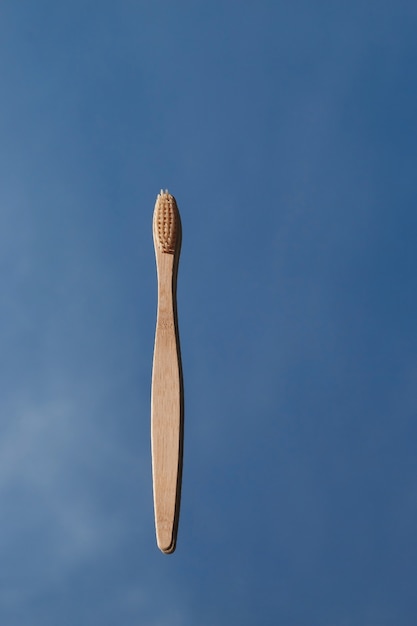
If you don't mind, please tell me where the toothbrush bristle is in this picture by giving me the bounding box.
[154,191,179,254]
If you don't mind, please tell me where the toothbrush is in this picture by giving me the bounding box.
[151,190,184,554]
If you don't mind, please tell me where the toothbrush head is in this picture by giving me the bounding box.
[153,190,180,255]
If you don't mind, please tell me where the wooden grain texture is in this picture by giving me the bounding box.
[151,191,183,554]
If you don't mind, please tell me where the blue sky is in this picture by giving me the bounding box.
[1,1,417,624]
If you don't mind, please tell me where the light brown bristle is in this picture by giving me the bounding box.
[154,193,179,254]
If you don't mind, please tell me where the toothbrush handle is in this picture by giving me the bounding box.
[151,253,183,554]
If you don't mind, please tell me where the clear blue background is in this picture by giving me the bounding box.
[1,2,417,624]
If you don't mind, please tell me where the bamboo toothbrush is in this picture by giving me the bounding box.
[151,189,184,554]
